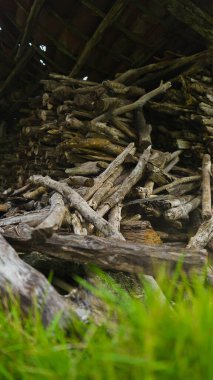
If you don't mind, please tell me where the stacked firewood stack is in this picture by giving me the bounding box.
[0,50,212,326]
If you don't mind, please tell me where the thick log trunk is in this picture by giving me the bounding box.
[0,234,72,327]
[2,228,207,276]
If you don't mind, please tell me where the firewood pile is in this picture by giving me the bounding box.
[0,50,212,326]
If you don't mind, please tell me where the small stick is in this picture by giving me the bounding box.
[164,156,179,173]
[201,154,212,220]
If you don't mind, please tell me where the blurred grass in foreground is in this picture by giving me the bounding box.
[0,269,212,380]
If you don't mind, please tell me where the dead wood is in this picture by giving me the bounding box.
[29,175,124,240]
[187,216,213,249]
[3,231,207,276]
[135,107,152,149]
[108,204,122,233]
[97,145,151,216]
[153,175,201,195]
[0,233,72,327]
[164,196,201,221]
[34,193,67,237]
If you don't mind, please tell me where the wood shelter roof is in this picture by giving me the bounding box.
[0,0,212,116]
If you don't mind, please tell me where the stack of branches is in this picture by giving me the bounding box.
[0,142,209,326]
[146,66,213,164]
[0,49,212,189]
[0,49,212,326]
[12,75,171,185]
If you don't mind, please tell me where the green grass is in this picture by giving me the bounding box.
[0,271,213,380]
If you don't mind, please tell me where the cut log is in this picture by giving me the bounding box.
[121,221,162,244]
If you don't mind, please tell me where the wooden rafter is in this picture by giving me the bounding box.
[70,0,130,77]
[79,0,148,45]
[15,0,46,62]
[167,0,213,45]
[48,8,131,64]
[13,0,108,76]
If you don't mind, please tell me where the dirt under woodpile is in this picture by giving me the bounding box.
[0,49,212,326]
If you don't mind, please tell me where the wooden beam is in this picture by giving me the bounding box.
[14,0,108,76]
[15,0,46,61]
[48,7,131,64]
[70,0,130,77]
[79,0,147,45]
[167,0,213,45]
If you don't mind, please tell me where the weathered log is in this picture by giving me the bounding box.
[0,234,72,327]
[201,154,212,220]
[187,216,213,249]
[34,193,67,237]
[121,221,162,244]
[0,208,50,227]
[3,230,207,276]
[164,196,201,221]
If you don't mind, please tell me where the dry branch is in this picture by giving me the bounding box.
[29,175,124,240]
